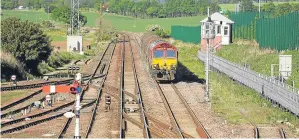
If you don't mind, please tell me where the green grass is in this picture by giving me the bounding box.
[103,13,205,32]
[177,41,299,134]
[82,12,100,27]
[1,10,205,32]
[1,91,31,105]
[216,42,299,89]
[1,10,100,27]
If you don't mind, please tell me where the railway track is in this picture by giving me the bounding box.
[0,41,114,137]
[0,74,106,116]
[1,75,94,92]
[57,40,116,138]
[118,34,151,138]
[239,111,286,138]
[153,80,210,138]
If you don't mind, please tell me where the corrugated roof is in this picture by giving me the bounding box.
[200,12,234,24]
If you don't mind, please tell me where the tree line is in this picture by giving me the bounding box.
[239,0,299,16]
[107,0,220,18]
[1,0,103,10]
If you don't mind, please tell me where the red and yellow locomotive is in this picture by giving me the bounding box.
[140,33,178,81]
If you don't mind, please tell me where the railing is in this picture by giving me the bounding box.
[198,51,299,116]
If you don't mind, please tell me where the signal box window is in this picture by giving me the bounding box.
[166,50,176,58]
[154,50,164,58]
[217,26,221,34]
[224,26,228,35]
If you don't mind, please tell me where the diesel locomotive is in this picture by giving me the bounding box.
[140,33,178,81]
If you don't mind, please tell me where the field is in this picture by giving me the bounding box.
[103,14,205,32]
[219,1,299,11]
[1,10,205,32]
[1,10,100,27]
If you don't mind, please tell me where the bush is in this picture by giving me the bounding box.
[38,61,55,74]
[47,52,85,68]
[154,29,170,38]
[40,20,55,29]
[1,51,27,81]
[145,24,164,32]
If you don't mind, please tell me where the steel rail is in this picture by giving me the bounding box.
[84,41,116,138]
[0,100,95,135]
[1,75,92,91]
[1,94,49,119]
[119,35,126,138]
[0,74,104,114]
[129,34,150,138]
[152,80,184,138]
[1,90,42,111]
[239,111,259,138]
[170,83,210,138]
[0,75,102,118]
[1,101,75,127]
[57,40,116,139]
[278,127,286,139]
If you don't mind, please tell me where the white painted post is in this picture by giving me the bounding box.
[74,93,81,139]
[259,0,261,18]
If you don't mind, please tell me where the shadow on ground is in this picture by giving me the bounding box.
[174,61,205,84]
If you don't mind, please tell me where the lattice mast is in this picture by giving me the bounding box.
[70,0,80,35]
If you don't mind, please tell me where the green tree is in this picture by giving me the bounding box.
[292,3,299,11]
[1,18,52,73]
[51,6,87,26]
[240,0,255,12]
[1,0,18,9]
[275,3,293,16]
[262,2,276,13]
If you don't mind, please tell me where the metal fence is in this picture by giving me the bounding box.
[198,51,299,116]
[256,12,299,51]
[229,11,299,51]
[170,25,201,44]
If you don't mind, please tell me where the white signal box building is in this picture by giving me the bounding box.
[200,12,234,51]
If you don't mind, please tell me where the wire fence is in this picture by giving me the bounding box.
[198,51,299,116]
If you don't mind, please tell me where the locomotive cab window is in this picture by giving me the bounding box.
[154,50,164,58]
[166,50,176,58]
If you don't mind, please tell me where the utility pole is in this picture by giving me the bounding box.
[205,8,210,102]
[259,0,261,18]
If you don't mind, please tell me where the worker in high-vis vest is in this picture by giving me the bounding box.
[105,95,111,112]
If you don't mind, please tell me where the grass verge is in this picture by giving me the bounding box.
[176,40,299,136]
[216,40,299,89]
[1,90,33,105]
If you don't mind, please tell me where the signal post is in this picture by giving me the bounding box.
[42,73,82,139]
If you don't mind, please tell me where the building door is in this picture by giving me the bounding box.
[222,25,229,45]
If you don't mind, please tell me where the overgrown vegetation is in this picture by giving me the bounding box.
[51,6,87,27]
[38,52,86,74]
[1,17,52,75]
[146,24,170,38]
[176,41,299,135]
[216,41,299,88]
[1,51,28,81]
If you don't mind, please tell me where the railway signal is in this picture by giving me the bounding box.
[42,73,83,139]
[202,8,215,102]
